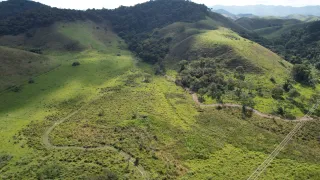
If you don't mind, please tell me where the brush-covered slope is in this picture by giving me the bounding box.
[1,20,319,180]
[235,17,301,31]
[156,20,320,117]
[0,1,319,180]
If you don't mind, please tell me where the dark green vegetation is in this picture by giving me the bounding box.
[0,0,319,179]
[235,17,301,31]
[242,17,320,66]
[270,21,320,65]
[0,0,91,35]
[211,5,320,17]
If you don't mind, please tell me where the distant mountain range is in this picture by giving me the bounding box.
[211,5,320,17]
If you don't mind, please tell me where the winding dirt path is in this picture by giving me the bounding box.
[165,75,314,122]
[191,92,314,122]
[42,104,149,179]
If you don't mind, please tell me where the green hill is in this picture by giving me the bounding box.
[0,46,58,91]
[235,17,301,30]
[0,0,319,179]
[254,23,306,39]
[158,23,319,117]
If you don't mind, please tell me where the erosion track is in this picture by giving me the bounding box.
[42,99,149,179]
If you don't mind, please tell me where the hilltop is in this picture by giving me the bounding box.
[211,5,320,17]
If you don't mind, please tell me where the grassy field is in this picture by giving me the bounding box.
[0,20,320,179]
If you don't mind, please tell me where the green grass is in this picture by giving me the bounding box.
[1,20,320,179]
[0,46,59,91]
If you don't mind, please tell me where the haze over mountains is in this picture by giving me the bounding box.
[211,5,320,17]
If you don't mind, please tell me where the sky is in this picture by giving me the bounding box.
[3,0,320,9]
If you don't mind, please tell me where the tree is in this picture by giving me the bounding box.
[234,66,245,81]
[292,64,312,85]
[288,89,300,98]
[272,86,284,100]
[178,60,189,72]
[316,62,320,70]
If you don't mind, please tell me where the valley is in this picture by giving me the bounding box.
[0,0,319,179]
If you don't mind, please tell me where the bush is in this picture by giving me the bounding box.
[316,62,320,70]
[271,86,284,100]
[270,77,276,84]
[28,78,35,84]
[288,89,300,98]
[72,61,80,66]
[292,64,312,85]
[11,85,22,92]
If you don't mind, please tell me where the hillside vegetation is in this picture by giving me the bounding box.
[0,0,319,179]
[155,20,319,118]
[0,46,58,91]
[236,17,301,31]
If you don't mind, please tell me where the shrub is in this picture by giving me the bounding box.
[292,64,312,85]
[316,62,320,70]
[288,89,300,98]
[283,80,292,92]
[270,77,276,84]
[28,78,35,84]
[271,86,284,100]
[72,61,80,66]
[11,85,22,92]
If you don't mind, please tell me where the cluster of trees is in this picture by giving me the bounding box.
[176,59,254,106]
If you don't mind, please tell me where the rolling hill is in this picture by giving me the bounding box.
[211,5,320,17]
[0,0,319,179]
[0,46,57,91]
[235,17,302,31]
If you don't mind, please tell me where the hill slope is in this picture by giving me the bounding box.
[235,17,301,31]
[0,46,57,91]
[211,5,320,17]
[0,0,319,179]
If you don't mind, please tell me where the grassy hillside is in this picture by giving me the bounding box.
[0,46,58,91]
[0,19,320,180]
[156,21,320,117]
[0,1,319,179]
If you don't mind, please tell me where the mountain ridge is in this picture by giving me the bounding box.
[211,5,320,17]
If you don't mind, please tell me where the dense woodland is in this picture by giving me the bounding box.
[272,21,320,65]
[0,0,91,35]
